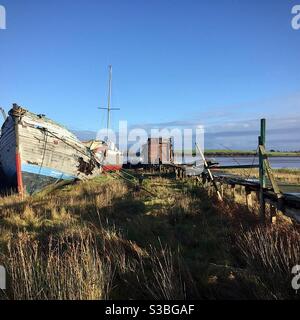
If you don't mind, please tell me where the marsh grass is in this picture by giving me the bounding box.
[237,225,300,299]
[138,242,187,300]
[0,172,299,300]
[5,231,112,300]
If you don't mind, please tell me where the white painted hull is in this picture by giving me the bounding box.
[0,105,102,194]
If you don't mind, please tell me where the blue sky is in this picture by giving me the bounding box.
[0,0,300,150]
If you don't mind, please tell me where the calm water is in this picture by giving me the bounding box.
[177,156,300,169]
[214,156,300,169]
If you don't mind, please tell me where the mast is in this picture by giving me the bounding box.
[107,65,112,132]
[98,65,120,140]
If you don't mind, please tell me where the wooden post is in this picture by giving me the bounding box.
[230,184,236,201]
[220,184,224,197]
[196,143,222,201]
[259,119,266,222]
[258,123,283,223]
[270,203,277,224]
[245,188,253,210]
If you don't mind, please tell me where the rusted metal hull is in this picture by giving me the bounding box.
[0,105,102,194]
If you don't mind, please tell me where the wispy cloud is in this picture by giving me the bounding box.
[72,92,300,151]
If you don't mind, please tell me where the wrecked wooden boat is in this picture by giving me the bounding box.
[0,104,102,194]
[83,140,123,171]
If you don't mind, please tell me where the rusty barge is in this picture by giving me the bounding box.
[0,104,102,194]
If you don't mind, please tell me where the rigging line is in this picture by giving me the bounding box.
[33,127,101,185]
[218,143,250,177]
[114,171,136,184]
[218,143,243,165]
[118,172,135,183]
[120,169,138,181]
[38,127,97,161]
[30,129,49,195]
[244,147,259,181]
[113,171,157,197]
[107,171,137,188]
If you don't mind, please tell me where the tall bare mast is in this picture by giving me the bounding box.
[99,65,120,138]
[107,65,112,131]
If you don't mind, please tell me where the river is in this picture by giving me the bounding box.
[177,156,300,169]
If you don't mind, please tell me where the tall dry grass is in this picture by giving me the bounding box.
[0,172,299,300]
[139,242,187,300]
[236,225,300,299]
[4,231,112,300]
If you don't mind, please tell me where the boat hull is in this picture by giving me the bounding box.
[0,105,102,194]
[83,140,124,172]
[102,165,122,172]
[22,163,77,194]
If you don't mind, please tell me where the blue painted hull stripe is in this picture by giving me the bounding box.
[22,164,77,180]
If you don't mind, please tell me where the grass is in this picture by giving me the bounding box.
[0,172,299,300]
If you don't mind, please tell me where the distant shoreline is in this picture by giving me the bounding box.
[174,150,300,157]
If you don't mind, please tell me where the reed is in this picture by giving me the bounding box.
[5,231,112,300]
[237,225,300,299]
[0,172,299,300]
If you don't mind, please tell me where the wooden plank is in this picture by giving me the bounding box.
[196,143,222,201]
[259,145,282,198]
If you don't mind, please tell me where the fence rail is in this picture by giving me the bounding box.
[129,119,300,223]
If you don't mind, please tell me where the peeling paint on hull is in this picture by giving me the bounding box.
[22,163,77,194]
[0,105,102,194]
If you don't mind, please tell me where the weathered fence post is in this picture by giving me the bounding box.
[230,184,236,201]
[196,143,223,201]
[259,119,266,222]
[245,187,253,210]
[220,183,224,197]
[270,203,277,224]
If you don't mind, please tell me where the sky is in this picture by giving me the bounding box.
[0,0,300,150]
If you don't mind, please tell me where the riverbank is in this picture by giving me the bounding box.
[175,150,300,157]
[212,168,300,185]
[0,172,299,300]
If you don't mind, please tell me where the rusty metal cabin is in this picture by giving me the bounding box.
[141,138,174,165]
